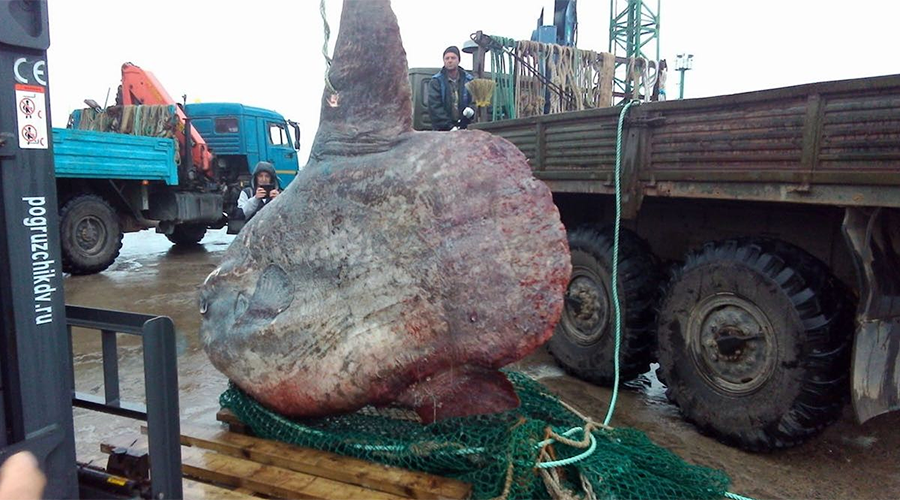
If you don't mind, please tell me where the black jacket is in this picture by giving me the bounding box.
[427,67,474,131]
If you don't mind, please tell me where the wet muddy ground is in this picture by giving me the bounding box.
[65,230,899,499]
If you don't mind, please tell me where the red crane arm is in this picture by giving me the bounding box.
[119,63,213,177]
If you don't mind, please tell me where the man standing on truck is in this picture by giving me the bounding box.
[237,161,281,221]
[427,46,474,131]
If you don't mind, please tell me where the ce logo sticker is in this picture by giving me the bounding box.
[14,58,47,86]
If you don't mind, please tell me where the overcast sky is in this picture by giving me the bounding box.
[45,0,900,164]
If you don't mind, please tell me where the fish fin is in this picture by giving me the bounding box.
[250,264,294,314]
[311,0,412,157]
[398,367,520,424]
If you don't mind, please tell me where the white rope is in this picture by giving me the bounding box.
[641,59,658,102]
[513,40,612,118]
[320,0,336,95]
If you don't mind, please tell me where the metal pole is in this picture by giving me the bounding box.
[143,316,182,500]
[624,0,636,97]
[679,68,686,100]
[656,0,661,61]
[609,0,661,105]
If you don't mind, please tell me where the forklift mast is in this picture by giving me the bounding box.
[0,1,79,497]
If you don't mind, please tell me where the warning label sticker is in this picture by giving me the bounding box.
[15,84,48,149]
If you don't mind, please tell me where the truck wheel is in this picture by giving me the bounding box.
[166,223,207,245]
[548,226,660,385]
[657,239,853,451]
[59,194,123,275]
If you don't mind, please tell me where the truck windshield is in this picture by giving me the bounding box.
[268,123,288,146]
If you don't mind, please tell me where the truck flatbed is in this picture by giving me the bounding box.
[53,128,178,185]
[473,73,900,213]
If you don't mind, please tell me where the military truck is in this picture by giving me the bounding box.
[411,66,900,450]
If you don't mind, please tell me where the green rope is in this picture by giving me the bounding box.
[534,427,597,469]
[725,492,757,500]
[490,36,517,121]
[604,100,758,500]
[604,99,639,426]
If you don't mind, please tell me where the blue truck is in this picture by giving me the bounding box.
[53,102,300,274]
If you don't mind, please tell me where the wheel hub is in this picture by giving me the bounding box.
[562,269,611,345]
[688,295,777,395]
[75,215,107,255]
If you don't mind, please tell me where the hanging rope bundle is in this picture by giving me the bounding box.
[514,40,549,118]
[512,40,615,118]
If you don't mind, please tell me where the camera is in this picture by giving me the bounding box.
[259,183,276,197]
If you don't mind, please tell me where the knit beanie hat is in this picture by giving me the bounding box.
[443,46,461,58]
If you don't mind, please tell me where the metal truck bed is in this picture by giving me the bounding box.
[52,128,179,185]
[473,73,900,213]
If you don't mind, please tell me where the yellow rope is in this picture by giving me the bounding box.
[538,449,581,500]
[488,460,516,500]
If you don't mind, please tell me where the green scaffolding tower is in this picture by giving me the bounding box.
[609,0,661,103]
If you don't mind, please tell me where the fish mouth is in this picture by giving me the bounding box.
[199,264,295,344]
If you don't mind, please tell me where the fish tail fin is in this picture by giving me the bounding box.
[397,367,520,423]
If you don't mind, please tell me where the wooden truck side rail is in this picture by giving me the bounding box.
[473,73,900,216]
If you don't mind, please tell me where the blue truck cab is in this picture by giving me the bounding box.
[185,103,300,190]
[53,103,301,275]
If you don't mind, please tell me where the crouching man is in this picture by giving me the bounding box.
[237,161,281,221]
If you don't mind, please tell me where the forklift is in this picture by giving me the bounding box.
[1,2,182,498]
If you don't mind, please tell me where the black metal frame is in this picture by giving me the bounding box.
[66,305,182,500]
[1,1,79,497]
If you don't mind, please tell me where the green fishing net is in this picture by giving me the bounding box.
[219,371,730,500]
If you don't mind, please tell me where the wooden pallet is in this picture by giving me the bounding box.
[100,412,471,500]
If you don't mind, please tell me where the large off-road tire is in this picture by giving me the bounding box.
[657,239,853,451]
[548,225,661,385]
[59,194,123,275]
[166,223,207,245]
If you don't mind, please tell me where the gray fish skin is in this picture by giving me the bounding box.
[199,0,570,422]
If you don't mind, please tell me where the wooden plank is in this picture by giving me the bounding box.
[102,428,471,500]
[183,479,260,499]
[178,423,471,500]
[101,437,260,499]
[180,445,408,500]
[217,408,253,435]
[216,408,241,426]
[598,52,614,108]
